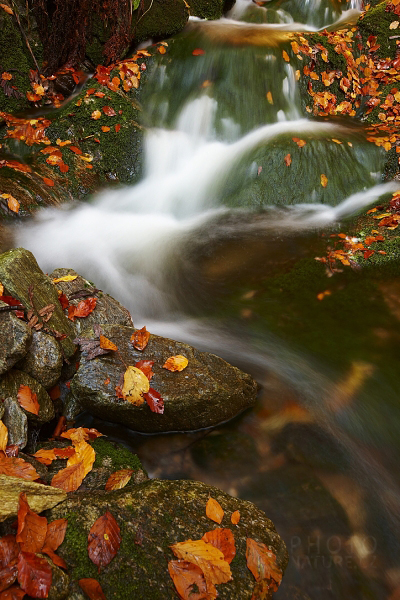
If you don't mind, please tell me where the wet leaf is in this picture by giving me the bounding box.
[43,519,68,553]
[206,497,224,524]
[78,578,106,599]
[163,355,188,372]
[1,194,19,214]
[0,422,7,453]
[0,535,19,569]
[168,560,216,600]
[320,174,328,188]
[17,385,39,416]
[0,4,13,15]
[67,439,95,477]
[42,177,54,187]
[88,511,121,568]
[284,154,291,167]
[202,529,236,564]
[130,326,150,351]
[143,388,164,414]
[91,110,101,120]
[246,538,282,592]
[135,360,154,380]
[51,461,85,492]
[282,50,290,62]
[121,366,149,406]
[16,493,47,554]
[99,335,118,351]
[17,552,52,598]
[68,297,97,321]
[69,146,82,155]
[102,106,116,117]
[60,427,103,441]
[0,585,26,599]
[32,449,57,466]
[0,565,17,592]
[0,456,39,481]
[231,511,240,525]
[170,539,231,585]
[52,275,77,283]
[105,469,135,491]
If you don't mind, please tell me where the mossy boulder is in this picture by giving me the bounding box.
[16,330,63,389]
[0,369,54,425]
[359,1,398,59]
[2,396,28,448]
[187,0,225,20]
[0,301,32,375]
[47,479,288,599]
[68,324,258,432]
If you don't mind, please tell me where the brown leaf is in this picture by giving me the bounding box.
[163,355,188,372]
[170,539,231,585]
[32,448,57,466]
[17,551,52,598]
[246,538,282,593]
[0,565,18,592]
[16,493,47,554]
[68,297,97,321]
[231,511,240,525]
[17,385,40,415]
[102,106,116,117]
[0,535,19,569]
[0,422,8,453]
[143,388,164,414]
[42,548,67,570]
[51,461,86,493]
[0,455,39,481]
[78,578,106,600]
[88,511,121,568]
[0,584,26,599]
[168,560,216,600]
[130,326,150,351]
[105,469,135,491]
[135,360,154,380]
[43,519,67,553]
[99,335,118,351]
[202,529,236,564]
[206,497,224,524]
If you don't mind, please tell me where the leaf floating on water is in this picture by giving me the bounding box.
[231,510,240,525]
[105,469,135,491]
[320,174,328,188]
[17,385,40,415]
[99,335,118,351]
[168,560,216,600]
[202,529,236,564]
[206,497,224,524]
[170,539,231,585]
[78,578,107,600]
[52,275,77,283]
[88,511,121,569]
[246,538,282,593]
[121,366,149,406]
[17,551,52,598]
[143,388,164,414]
[130,326,150,351]
[0,421,8,453]
[163,355,188,372]
[51,461,85,492]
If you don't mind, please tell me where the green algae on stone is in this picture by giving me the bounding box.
[359,1,398,59]
[47,479,288,599]
[187,0,225,20]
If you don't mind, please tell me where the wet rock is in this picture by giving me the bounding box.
[50,268,133,336]
[16,330,63,389]
[0,475,66,522]
[188,0,225,19]
[0,248,76,358]
[43,554,70,600]
[132,0,189,44]
[0,302,32,376]
[191,429,260,477]
[2,396,28,449]
[69,324,257,433]
[47,479,288,599]
[0,369,54,425]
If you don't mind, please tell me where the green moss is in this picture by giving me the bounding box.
[92,437,143,471]
[359,1,398,59]
[187,0,224,20]
[60,512,97,580]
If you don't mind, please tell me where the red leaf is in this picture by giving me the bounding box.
[78,578,106,599]
[0,585,26,599]
[69,146,82,155]
[88,511,121,568]
[53,447,75,459]
[143,388,164,414]
[42,177,54,187]
[58,293,69,310]
[130,326,150,351]
[192,48,205,56]
[0,296,23,308]
[42,548,67,570]
[16,493,47,554]
[363,249,375,260]
[0,456,39,481]
[43,519,67,553]
[0,535,19,569]
[102,106,116,117]
[135,360,154,380]
[168,560,213,600]
[0,565,17,592]
[202,529,236,564]
[17,386,40,416]
[68,297,97,321]
[17,552,52,598]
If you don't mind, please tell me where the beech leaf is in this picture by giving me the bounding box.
[78,578,107,599]
[168,560,217,600]
[88,511,121,568]
[231,510,240,525]
[99,335,118,351]
[0,422,7,453]
[206,497,224,524]
[143,388,164,414]
[51,461,86,493]
[0,535,19,569]
[68,297,97,321]
[43,519,68,553]
[32,448,57,466]
[16,493,47,554]
[0,585,26,599]
[105,469,135,491]
[17,552,52,598]
[121,366,149,405]
[170,539,232,585]
[163,355,188,372]
[17,385,40,415]
[135,360,154,380]
[246,538,282,593]
[0,456,39,481]
[67,440,95,478]
[202,529,236,564]
[130,326,150,351]
[0,565,18,592]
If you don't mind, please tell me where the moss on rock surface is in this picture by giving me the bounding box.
[47,478,288,599]
[187,0,225,20]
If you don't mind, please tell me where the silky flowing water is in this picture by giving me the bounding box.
[16,0,400,597]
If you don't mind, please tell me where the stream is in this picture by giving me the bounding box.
[15,0,400,597]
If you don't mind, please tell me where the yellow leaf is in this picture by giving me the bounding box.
[99,335,118,351]
[67,439,95,477]
[121,366,150,405]
[170,539,232,585]
[6,195,20,213]
[320,174,328,188]
[266,92,273,105]
[0,420,8,452]
[52,275,78,283]
[390,21,399,29]
[206,497,224,524]
[91,110,101,120]
[163,355,188,372]
[282,50,290,62]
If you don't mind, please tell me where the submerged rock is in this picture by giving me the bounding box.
[69,324,257,432]
[47,479,288,599]
[0,369,54,425]
[0,301,32,375]
[16,330,63,389]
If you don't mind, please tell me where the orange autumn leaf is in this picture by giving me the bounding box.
[163,355,188,372]
[231,510,240,525]
[284,153,292,167]
[0,585,26,599]
[102,106,116,117]
[32,448,57,465]
[88,511,121,568]
[17,385,40,415]
[170,539,231,585]
[0,455,39,480]
[67,439,95,478]
[158,45,167,54]
[91,110,101,120]
[105,469,135,491]
[42,518,68,561]
[42,177,54,186]
[51,460,86,492]
[282,50,290,62]
[78,578,107,600]
[246,538,282,593]
[69,146,82,155]
[60,427,103,441]
[0,421,8,452]
[68,297,97,321]
[206,498,224,525]
[99,335,118,351]
[101,126,110,132]
[115,124,121,132]
[292,137,306,148]
[202,529,236,564]
[0,4,13,15]
[17,551,52,598]
[130,326,150,351]
[16,493,48,554]
[1,194,20,214]
[135,360,154,380]
[192,48,205,56]
[168,560,216,600]
[54,447,75,459]
[320,174,328,188]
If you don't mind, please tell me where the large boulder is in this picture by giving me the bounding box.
[16,330,63,389]
[0,369,54,425]
[0,301,32,375]
[2,396,28,448]
[47,479,288,599]
[68,324,257,432]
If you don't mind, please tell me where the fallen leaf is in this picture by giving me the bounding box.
[192,48,205,56]
[88,511,121,568]
[51,461,85,493]
[3,195,20,214]
[246,538,282,593]
[101,126,110,132]
[0,585,26,599]
[16,493,47,554]
[284,153,292,167]
[170,539,231,585]
[17,385,39,416]
[68,297,97,321]
[168,560,216,600]
[54,447,75,459]
[0,456,39,481]
[143,388,164,414]
[17,551,52,598]
[266,91,273,104]
[231,511,240,525]
[43,519,68,554]
[67,439,95,477]
[78,578,107,600]
[282,50,290,62]
[32,448,58,466]
[0,422,8,453]
[135,360,154,380]
[102,106,116,117]
[0,536,19,579]
[91,110,101,120]
[60,427,103,441]
[52,275,77,283]
[206,497,224,524]
[99,335,118,351]
[115,124,121,132]
[0,4,13,15]
[0,564,18,593]
[105,469,135,491]
[163,355,188,372]
[321,174,328,188]
[202,529,236,564]
[130,326,150,351]
[158,46,166,54]
[121,366,149,406]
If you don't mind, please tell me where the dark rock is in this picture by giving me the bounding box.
[69,324,257,433]
[50,268,133,336]
[42,554,70,600]
[188,0,225,20]
[47,479,288,599]
[0,370,54,425]
[16,330,63,389]
[191,429,260,477]
[0,249,76,358]
[2,397,28,449]
[0,302,32,376]
[132,0,189,44]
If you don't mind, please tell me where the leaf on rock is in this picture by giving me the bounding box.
[52,275,77,283]
[121,366,149,406]
[163,355,188,372]
[130,326,150,351]
[67,439,95,478]
[17,551,52,598]
[17,385,40,416]
[170,539,231,585]
[99,335,118,351]
[0,564,18,593]
[51,461,85,492]
[54,447,75,459]
[102,106,116,117]
[41,548,67,570]
[78,578,107,600]
[105,469,135,491]
[43,519,68,554]
[231,511,240,525]
[143,388,164,414]
[168,560,216,600]
[320,174,328,188]
[0,585,26,599]
[246,538,282,593]
[0,422,8,453]
[0,455,39,481]
[202,529,236,564]
[284,154,292,167]
[16,493,47,554]
[206,498,224,524]
[32,449,57,466]
[61,427,103,442]
[135,360,154,380]
[0,535,19,569]
[68,297,97,321]
[88,511,121,568]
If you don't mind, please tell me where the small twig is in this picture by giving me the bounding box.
[10,0,41,74]
[116,349,128,369]
[0,305,23,312]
